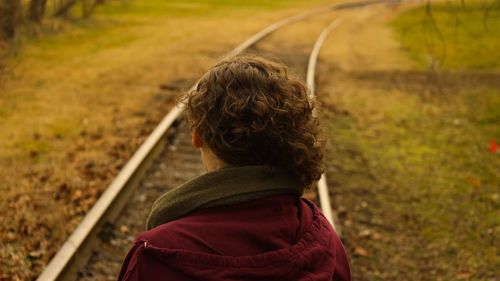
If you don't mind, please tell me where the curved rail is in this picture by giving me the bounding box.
[306,19,343,233]
[37,1,388,280]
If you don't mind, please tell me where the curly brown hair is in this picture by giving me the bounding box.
[183,56,325,189]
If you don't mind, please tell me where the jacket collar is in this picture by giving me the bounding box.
[146,165,303,230]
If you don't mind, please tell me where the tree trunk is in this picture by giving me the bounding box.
[0,0,21,40]
[54,0,79,17]
[28,0,48,23]
[81,0,105,18]
[81,0,97,18]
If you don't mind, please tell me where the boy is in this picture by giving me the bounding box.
[118,56,351,281]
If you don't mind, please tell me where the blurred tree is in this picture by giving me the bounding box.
[55,0,102,18]
[54,0,78,17]
[28,0,48,23]
[81,0,98,18]
[0,0,21,40]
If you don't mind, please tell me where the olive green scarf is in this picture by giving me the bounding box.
[146,165,303,230]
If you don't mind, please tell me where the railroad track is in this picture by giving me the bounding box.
[36,1,397,280]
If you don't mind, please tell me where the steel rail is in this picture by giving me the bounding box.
[37,1,388,280]
[306,19,343,232]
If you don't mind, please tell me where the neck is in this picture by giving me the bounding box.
[201,146,227,172]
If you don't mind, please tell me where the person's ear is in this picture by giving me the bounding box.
[192,130,203,148]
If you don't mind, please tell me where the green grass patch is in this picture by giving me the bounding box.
[17,139,52,162]
[391,1,500,70]
[96,0,315,17]
[325,87,500,279]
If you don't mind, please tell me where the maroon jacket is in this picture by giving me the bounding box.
[118,195,351,280]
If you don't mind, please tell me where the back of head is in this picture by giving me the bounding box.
[184,56,325,189]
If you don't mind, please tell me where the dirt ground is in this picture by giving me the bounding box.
[318,4,499,281]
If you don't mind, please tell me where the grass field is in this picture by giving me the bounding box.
[326,85,499,279]
[320,2,499,280]
[0,0,329,160]
[391,1,500,70]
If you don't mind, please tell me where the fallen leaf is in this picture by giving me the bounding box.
[120,225,130,234]
[466,176,481,188]
[71,190,83,201]
[354,246,369,257]
[5,232,17,242]
[28,250,43,259]
[372,232,383,240]
[456,272,471,280]
[359,229,372,238]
